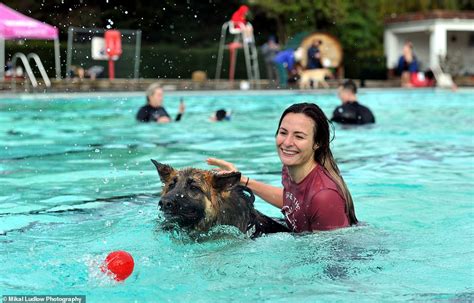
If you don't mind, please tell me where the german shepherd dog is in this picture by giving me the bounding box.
[299,68,333,89]
[151,160,290,238]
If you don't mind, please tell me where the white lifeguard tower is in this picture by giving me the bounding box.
[215,21,260,85]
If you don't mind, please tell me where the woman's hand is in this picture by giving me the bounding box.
[207,157,283,208]
[207,157,245,184]
[206,157,238,172]
[178,99,186,114]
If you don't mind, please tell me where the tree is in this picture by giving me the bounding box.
[251,0,348,45]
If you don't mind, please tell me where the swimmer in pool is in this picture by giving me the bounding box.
[207,103,358,232]
[331,79,375,125]
[136,83,185,123]
[209,109,232,122]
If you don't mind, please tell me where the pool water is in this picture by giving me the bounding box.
[1,89,473,302]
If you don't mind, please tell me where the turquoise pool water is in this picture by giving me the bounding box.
[0,89,473,302]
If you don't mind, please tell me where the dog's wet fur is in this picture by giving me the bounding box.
[151,160,290,238]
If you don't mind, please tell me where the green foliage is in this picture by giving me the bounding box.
[4,0,472,80]
[252,0,348,44]
[252,0,465,56]
[5,40,66,77]
[2,0,242,47]
[5,40,264,79]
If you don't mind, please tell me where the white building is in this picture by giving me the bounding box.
[384,11,474,75]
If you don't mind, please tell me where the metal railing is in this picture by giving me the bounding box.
[11,52,51,90]
[27,53,51,87]
[215,21,260,86]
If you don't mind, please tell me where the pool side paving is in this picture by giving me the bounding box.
[0,77,472,93]
[1,76,473,93]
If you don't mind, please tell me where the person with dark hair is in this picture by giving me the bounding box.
[207,103,358,232]
[307,39,323,69]
[209,109,232,122]
[331,80,375,125]
[136,83,185,123]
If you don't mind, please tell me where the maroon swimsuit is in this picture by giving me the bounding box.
[281,165,349,232]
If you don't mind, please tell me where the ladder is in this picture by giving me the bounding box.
[11,52,51,90]
[215,21,260,86]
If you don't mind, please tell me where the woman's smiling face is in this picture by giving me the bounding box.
[276,113,316,167]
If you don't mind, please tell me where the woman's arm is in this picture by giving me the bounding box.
[242,177,283,208]
[206,157,283,208]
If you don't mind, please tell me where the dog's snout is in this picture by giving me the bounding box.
[159,198,174,210]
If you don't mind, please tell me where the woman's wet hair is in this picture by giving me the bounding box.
[145,82,162,104]
[276,103,358,225]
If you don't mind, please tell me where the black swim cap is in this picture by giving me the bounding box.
[216,109,227,121]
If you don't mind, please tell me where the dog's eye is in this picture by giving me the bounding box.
[189,184,201,192]
[167,178,177,190]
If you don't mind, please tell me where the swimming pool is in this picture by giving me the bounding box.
[1,89,473,302]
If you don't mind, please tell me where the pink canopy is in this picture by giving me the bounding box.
[0,3,58,40]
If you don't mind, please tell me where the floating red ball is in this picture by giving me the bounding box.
[102,250,134,281]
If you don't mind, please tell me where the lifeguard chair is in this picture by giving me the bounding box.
[215,21,260,85]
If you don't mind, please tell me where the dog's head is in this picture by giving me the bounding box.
[151,159,241,231]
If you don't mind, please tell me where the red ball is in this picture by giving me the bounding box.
[102,250,134,281]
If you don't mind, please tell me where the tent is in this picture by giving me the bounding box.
[0,3,60,80]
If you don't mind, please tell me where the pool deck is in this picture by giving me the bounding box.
[1,77,473,93]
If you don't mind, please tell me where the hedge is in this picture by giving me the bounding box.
[4,40,386,80]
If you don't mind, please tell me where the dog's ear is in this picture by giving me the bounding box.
[151,159,175,183]
[212,171,241,192]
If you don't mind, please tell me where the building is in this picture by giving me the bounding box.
[384,10,474,76]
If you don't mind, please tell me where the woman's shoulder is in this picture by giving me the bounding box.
[309,166,341,193]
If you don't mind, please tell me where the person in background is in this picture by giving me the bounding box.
[86,65,105,80]
[136,83,185,123]
[68,65,85,80]
[397,41,419,75]
[207,103,358,232]
[209,109,232,122]
[307,39,323,69]
[5,60,13,77]
[396,41,435,88]
[230,5,254,43]
[331,79,375,125]
[260,35,281,82]
[273,47,304,87]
